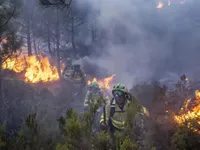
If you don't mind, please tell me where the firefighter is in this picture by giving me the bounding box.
[62,58,74,78]
[84,81,109,112]
[99,83,149,148]
[72,64,86,83]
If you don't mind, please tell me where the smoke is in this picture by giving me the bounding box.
[75,0,165,88]
[21,0,200,88]
[75,0,200,89]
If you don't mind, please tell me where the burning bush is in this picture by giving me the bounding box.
[2,54,60,83]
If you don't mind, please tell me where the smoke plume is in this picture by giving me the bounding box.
[77,0,200,88]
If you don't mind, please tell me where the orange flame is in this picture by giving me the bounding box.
[2,56,26,72]
[24,55,59,83]
[2,55,61,83]
[173,90,200,132]
[157,2,164,8]
[156,0,185,8]
[1,39,8,44]
[87,74,115,90]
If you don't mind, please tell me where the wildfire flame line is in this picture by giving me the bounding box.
[156,0,185,8]
[173,90,200,133]
[157,2,164,8]
[2,55,60,83]
[87,74,115,90]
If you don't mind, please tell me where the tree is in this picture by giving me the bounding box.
[22,0,35,56]
[38,0,72,78]
[0,0,23,124]
[64,1,85,51]
[0,0,23,65]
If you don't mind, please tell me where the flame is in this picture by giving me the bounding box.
[1,39,8,44]
[173,90,200,132]
[156,0,185,8]
[157,2,164,8]
[2,56,26,72]
[2,55,61,83]
[24,55,59,83]
[87,74,115,90]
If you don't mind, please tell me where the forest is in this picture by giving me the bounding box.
[0,0,200,150]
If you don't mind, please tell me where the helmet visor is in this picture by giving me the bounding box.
[113,91,125,105]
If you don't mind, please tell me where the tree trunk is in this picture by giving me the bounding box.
[56,7,61,79]
[33,36,37,55]
[47,20,52,57]
[0,56,2,109]
[26,18,32,56]
[71,16,76,50]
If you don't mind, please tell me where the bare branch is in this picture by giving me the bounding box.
[0,5,16,29]
[38,0,72,7]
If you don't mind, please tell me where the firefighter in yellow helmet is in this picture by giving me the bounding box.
[100,83,149,132]
[84,81,109,112]
[99,83,149,149]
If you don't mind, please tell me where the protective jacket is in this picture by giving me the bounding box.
[84,89,109,110]
[100,97,149,131]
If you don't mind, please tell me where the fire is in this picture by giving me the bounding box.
[87,74,115,90]
[156,0,185,8]
[157,2,164,8]
[24,55,59,83]
[2,56,26,72]
[1,38,8,44]
[173,90,200,132]
[2,55,60,83]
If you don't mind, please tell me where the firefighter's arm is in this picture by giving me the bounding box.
[84,91,91,110]
[100,103,110,127]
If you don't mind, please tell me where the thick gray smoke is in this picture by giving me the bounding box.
[77,0,200,89]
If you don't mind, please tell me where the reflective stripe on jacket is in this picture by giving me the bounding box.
[84,90,109,108]
[100,98,149,130]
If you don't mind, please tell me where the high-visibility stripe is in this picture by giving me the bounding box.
[100,115,109,123]
[111,118,125,129]
[100,115,108,119]
[84,104,89,107]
